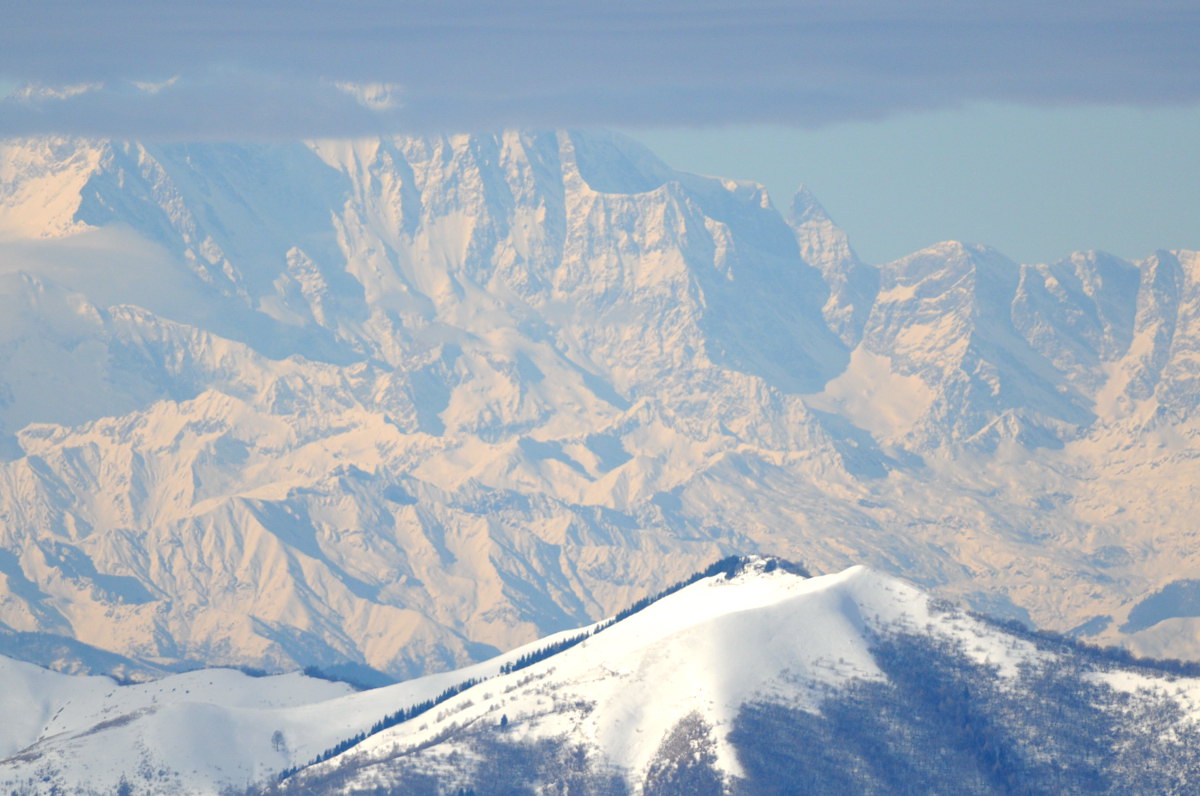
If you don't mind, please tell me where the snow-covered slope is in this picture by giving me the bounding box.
[0,611,617,794]
[7,559,1198,794]
[0,131,1198,679]
[0,660,354,791]
[323,560,922,788]
[279,560,1200,795]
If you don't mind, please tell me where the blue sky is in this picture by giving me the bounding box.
[631,103,1200,265]
[1,0,1197,263]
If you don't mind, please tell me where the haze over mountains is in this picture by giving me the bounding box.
[0,130,1198,680]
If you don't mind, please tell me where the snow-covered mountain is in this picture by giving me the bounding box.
[0,131,1198,679]
[4,559,1199,795]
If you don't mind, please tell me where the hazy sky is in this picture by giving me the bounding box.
[632,104,1200,265]
[2,0,1197,263]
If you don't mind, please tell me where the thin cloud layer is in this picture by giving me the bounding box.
[2,0,1198,138]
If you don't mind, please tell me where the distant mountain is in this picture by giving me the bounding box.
[4,559,1199,794]
[0,131,1198,679]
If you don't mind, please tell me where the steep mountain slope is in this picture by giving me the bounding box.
[0,131,848,676]
[6,559,1199,795]
[291,560,1200,795]
[787,187,878,347]
[0,131,1198,677]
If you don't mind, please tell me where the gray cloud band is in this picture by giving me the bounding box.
[2,0,1197,137]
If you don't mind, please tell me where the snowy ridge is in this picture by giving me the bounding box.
[0,131,1199,681]
[8,560,1196,794]
[0,592,622,795]
[283,562,1200,794]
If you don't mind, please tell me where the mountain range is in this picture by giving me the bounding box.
[0,130,1198,681]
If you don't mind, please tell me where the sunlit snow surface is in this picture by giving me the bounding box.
[0,131,1199,684]
[0,607,607,793]
[5,563,1193,794]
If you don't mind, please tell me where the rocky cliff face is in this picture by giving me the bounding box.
[0,130,1197,677]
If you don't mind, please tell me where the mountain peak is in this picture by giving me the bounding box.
[2,130,1200,708]
[7,558,1200,794]
[785,184,878,346]
[787,184,832,226]
[562,129,674,195]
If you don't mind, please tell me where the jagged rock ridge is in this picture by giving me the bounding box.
[0,131,1198,677]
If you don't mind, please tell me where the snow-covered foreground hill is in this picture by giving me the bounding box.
[0,131,1199,678]
[3,559,1199,795]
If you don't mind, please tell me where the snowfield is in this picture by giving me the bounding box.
[5,559,1197,794]
[0,130,1198,682]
